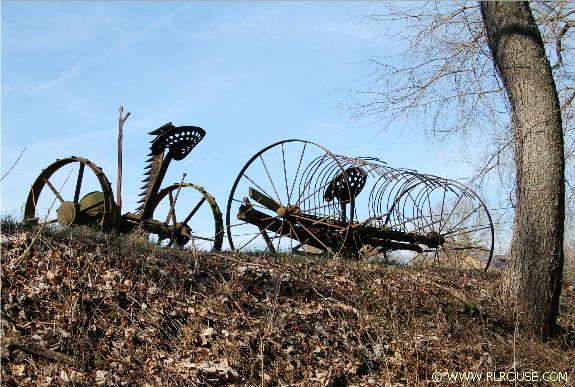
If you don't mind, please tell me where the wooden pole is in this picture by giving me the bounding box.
[117,106,130,210]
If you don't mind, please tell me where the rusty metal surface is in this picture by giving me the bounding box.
[226,139,353,256]
[135,123,206,219]
[24,156,117,231]
[145,182,223,250]
[226,139,495,271]
[24,118,222,251]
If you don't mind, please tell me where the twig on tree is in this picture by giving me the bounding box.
[1,148,26,181]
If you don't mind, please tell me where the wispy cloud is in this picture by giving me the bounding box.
[188,7,370,41]
[30,52,110,95]
[28,4,194,95]
[306,120,337,128]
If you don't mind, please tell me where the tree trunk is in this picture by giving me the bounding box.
[480,2,564,338]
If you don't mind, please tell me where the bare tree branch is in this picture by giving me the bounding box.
[349,1,574,209]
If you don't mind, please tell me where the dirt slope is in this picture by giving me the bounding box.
[1,225,574,386]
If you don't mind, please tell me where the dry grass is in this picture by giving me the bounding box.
[1,222,574,386]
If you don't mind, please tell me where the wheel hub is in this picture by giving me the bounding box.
[425,231,445,248]
[173,223,192,246]
[57,202,77,226]
[276,205,301,218]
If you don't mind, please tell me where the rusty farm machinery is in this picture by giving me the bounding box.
[24,118,224,250]
[225,140,494,271]
[24,123,494,270]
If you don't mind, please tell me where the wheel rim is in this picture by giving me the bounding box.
[146,183,223,250]
[360,167,495,271]
[226,139,353,256]
[24,157,116,231]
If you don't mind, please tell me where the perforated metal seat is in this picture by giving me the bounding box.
[149,122,205,160]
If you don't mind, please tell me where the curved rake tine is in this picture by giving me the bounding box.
[226,140,493,264]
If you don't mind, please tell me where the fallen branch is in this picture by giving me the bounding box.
[10,340,77,366]
[426,279,480,312]
[1,312,77,367]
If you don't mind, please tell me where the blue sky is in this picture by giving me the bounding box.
[1,1,509,250]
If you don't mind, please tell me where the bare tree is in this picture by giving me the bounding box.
[352,1,573,338]
[481,1,564,338]
[352,1,573,188]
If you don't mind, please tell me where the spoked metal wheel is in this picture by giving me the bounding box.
[24,157,116,231]
[226,139,353,256]
[379,176,495,271]
[145,183,223,250]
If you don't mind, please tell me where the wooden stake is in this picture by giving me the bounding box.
[117,106,130,210]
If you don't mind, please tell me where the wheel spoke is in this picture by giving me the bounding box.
[237,221,275,251]
[406,251,426,266]
[440,244,460,267]
[438,194,464,233]
[43,178,65,204]
[259,225,277,253]
[243,173,278,207]
[180,197,206,227]
[447,246,491,252]
[259,155,281,204]
[447,204,482,234]
[289,142,307,202]
[439,188,447,226]
[288,222,307,256]
[443,224,492,238]
[289,222,294,252]
[296,220,332,253]
[281,144,290,205]
[275,219,285,252]
[73,163,85,203]
[444,239,490,250]
[409,218,443,233]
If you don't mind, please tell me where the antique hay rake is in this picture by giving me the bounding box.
[24,118,224,250]
[226,139,494,271]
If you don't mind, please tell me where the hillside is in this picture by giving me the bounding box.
[1,222,574,386]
